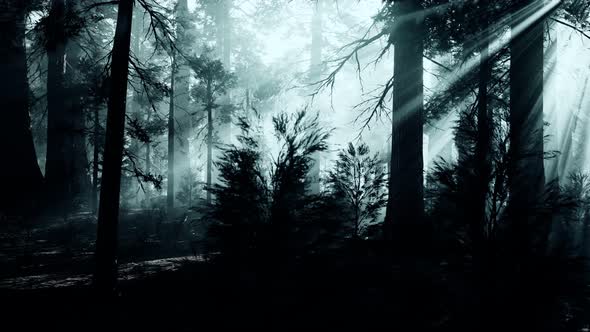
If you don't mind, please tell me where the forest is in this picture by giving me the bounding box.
[2,0,590,330]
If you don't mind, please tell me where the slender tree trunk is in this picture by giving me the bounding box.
[215,0,232,146]
[94,0,134,292]
[471,16,491,255]
[222,0,231,68]
[168,59,176,216]
[544,19,559,182]
[92,107,100,214]
[145,106,152,204]
[384,0,425,248]
[509,0,545,253]
[471,17,494,324]
[0,2,44,215]
[309,0,323,195]
[206,80,213,205]
[67,43,91,210]
[129,5,143,203]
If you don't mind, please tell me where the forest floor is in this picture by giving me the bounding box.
[0,211,521,331]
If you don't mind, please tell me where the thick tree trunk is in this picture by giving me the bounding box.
[46,0,90,214]
[509,0,545,252]
[384,0,425,248]
[168,59,176,216]
[0,2,44,215]
[94,0,134,293]
[45,0,69,215]
[309,0,323,195]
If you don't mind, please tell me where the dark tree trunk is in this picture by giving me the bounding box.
[92,107,101,214]
[471,17,492,256]
[508,0,545,253]
[384,0,425,248]
[46,0,90,214]
[0,2,44,215]
[45,0,69,215]
[206,79,213,205]
[168,59,176,216]
[145,106,152,203]
[66,42,91,211]
[94,0,134,293]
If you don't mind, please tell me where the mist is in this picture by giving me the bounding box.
[2,0,590,330]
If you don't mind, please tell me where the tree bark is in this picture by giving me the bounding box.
[45,0,69,215]
[206,79,213,205]
[145,106,152,203]
[384,0,425,248]
[173,0,191,204]
[215,0,232,150]
[46,0,90,214]
[67,41,91,210]
[508,0,545,252]
[471,13,492,255]
[0,1,44,215]
[168,58,176,216]
[92,107,101,214]
[94,0,134,293]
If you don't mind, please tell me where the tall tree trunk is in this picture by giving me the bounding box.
[214,0,232,150]
[67,41,91,211]
[544,19,559,182]
[145,106,152,204]
[129,5,143,203]
[45,0,69,216]
[508,0,545,253]
[94,0,134,292]
[168,59,176,216]
[92,107,101,214]
[0,2,44,215]
[46,0,90,214]
[206,79,213,205]
[471,13,492,256]
[173,0,191,204]
[384,0,425,248]
[222,0,232,144]
[309,0,323,195]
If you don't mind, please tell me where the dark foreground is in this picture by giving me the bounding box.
[2,213,589,331]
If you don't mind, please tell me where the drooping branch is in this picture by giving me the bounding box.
[550,17,590,40]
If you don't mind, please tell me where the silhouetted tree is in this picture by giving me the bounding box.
[327,142,387,239]
[0,1,44,215]
[383,0,425,248]
[508,0,547,254]
[188,51,236,204]
[94,0,134,293]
